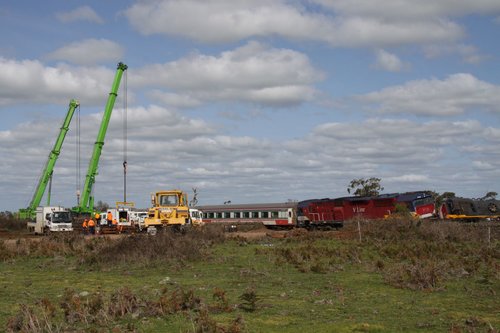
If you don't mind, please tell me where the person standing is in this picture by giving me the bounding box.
[82,218,88,235]
[107,211,113,227]
[88,218,96,235]
[112,218,119,232]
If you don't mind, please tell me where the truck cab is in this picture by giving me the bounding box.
[27,206,74,234]
[189,208,204,226]
[129,211,148,231]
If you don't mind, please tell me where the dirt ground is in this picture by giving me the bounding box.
[0,226,355,251]
[224,226,357,240]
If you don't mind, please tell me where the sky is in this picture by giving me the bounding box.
[1,0,500,212]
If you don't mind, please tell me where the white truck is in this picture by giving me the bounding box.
[27,206,74,234]
[189,208,204,226]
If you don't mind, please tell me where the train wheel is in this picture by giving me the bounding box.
[488,203,497,213]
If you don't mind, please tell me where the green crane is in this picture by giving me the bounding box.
[18,99,80,219]
[73,62,128,215]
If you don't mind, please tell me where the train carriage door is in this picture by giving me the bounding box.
[287,208,295,225]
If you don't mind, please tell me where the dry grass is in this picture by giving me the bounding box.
[6,286,246,333]
[1,225,226,268]
[260,217,500,291]
[0,215,25,232]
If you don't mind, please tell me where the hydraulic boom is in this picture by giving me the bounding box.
[18,99,80,219]
[73,62,128,214]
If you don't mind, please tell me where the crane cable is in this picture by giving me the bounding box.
[123,69,128,203]
[76,103,81,206]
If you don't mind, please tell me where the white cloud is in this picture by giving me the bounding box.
[358,73,500,115]
[423,43,488,64]
[373,49,409,72]
[0,42,320,109]
[1,106,499,210]
[473,161,495,170]
[313,0,500,19]
[46,39,125,66]
[148,91,202,109]
[0,58,117,106]
[56,6,104,24]
[133,41,323,107]
[386,174,430,182]
[124,0,467,47]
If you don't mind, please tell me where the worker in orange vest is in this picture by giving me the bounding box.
[82,218,88,235]
[112,218,119,233]
[107,211,113,227]
[88,218,96,235]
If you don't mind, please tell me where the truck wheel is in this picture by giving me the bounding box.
[146,226,157,235]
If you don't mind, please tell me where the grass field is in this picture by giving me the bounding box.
[0,218,499,332]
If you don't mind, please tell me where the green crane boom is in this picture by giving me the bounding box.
[18,99,80,219]
[73,62,128,215]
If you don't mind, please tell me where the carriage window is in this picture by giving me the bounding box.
[234,212,241,218]
[208,212,214,219]
[261,211,269,218]
[243,212,250,218]
[271,211,278,218]
[223,212,231,218]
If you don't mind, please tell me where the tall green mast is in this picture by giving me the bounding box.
[74,62,128,214]
[18,99,80,219]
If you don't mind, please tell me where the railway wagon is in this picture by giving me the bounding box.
[439,197,500,221]
[296,195,398,229]
[197,202,297,228]
[296,198,344,229]
[332,196,396,221]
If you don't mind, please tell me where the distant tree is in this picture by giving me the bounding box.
[347,178,384,197]
[0,211,14,219]
[433,192,456,208]
[441,192,456,199]
[423,190,441,207]
[190,188,199,207]
[94,200,109,212]
[483,191,498,200]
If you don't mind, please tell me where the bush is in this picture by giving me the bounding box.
[0,214,26,232]
[83,226,225,267]
[258,217,499,291]
[1,226,226,268]
[6,286,245,333]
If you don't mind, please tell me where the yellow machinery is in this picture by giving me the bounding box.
[144,190,190,231]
